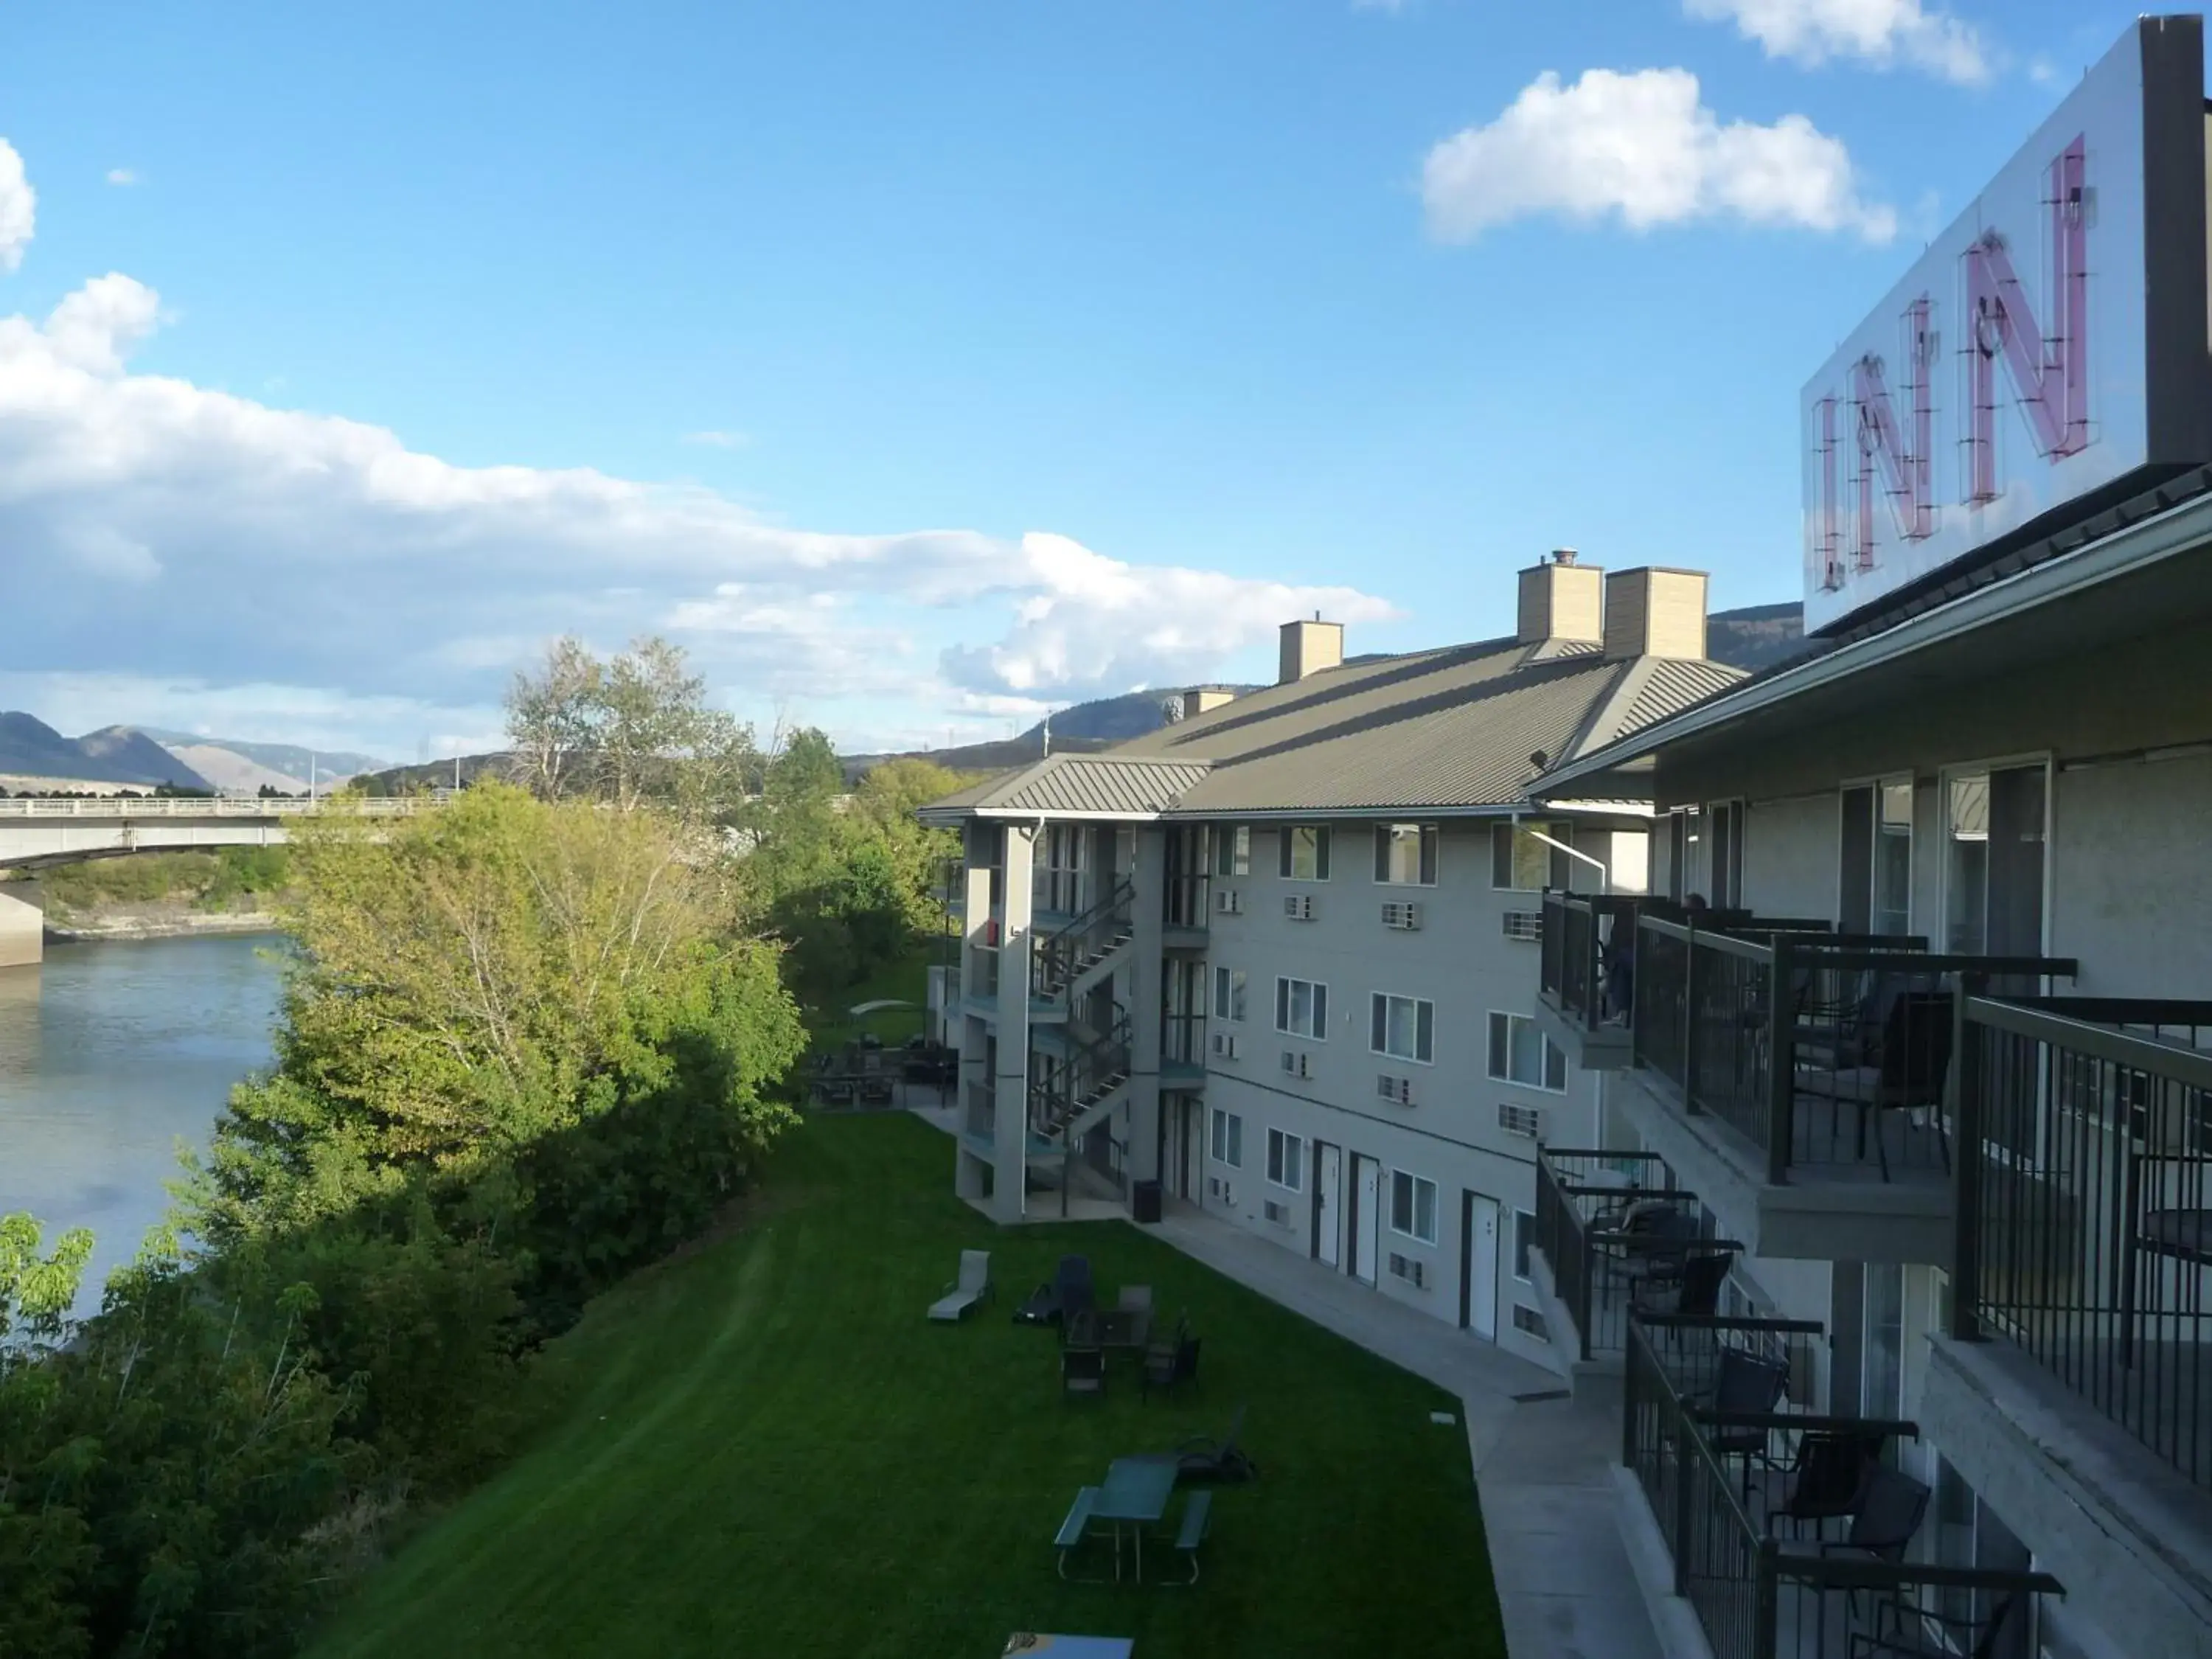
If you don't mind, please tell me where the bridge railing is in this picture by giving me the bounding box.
[0,797,442,819]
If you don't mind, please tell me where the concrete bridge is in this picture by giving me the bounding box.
[0,796,439,967]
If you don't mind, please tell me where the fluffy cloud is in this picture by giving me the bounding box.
[0,142,33,272]
[1685,0,1990,84]
[0,257,1395,754]
[1422,67,1896,243]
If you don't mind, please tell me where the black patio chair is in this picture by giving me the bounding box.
[1632,1248,1733,1318]
[1694,1348,1791,1502]
[1061,1344,1106,1400]
[1793,1467,1932,1629]
[1014,1253,1093,1326]
[1144,1332,1201,1402]
[1849,1589,2025,1658]
[1795,990,1954,1180]
[1173,1404,1257,1484]
[1767,1429,1883,1540]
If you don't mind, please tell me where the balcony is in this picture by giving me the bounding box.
[1533,1147,1743,1368]
[1163,871,1210,950]
[1536,891,1643,1069]
[1161,1010,1207,1089]
[1616,914,2074,1263]
[1624,1313,2062,1659]
[962,1080,996,1153]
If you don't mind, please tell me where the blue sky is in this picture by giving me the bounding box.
[0,0,2149,760]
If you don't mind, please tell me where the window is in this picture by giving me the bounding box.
[1373,823,1438,886]
[1487,1012,1568,1091]
[1389,1170,1438,1243]
[1275,976,1329,1040]
[1266,1128,1304,1192]
[1944,763,2047,959]
[1708,801,1744,911]
[1208,1107,1244,1168]
[1489,821,1572,891]
[1842,779,1915,936]
[1279,824,1332,881]
[1369,992,1436,1064]
[1214,825,1251,877]
[1212,966,1248,1022]
[1513,1211,1535,1281]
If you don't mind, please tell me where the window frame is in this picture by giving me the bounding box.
[1937,754,2052,960]
[1371,822,1439,887]
[1279,824,1333,883]
[1265,1127,1305,1192]
[1368,990,1436,1065]
[1486,1010,1568,1093]
[1208,1107,1244,1168]
[1214,824,1251,878]
[1274,975,1329,1040]
[1489,819,1574,893]
[1212,965,1248,1023]
[1388,1169,1439,1244]
[1513,1210,1536,1281]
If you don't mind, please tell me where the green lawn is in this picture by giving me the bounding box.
[805,946,941,1057]
[307,1114,1503,1659]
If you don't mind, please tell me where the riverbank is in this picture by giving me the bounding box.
[44,907,281,942]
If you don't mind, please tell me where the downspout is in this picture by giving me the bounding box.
[1512,810,1611,894]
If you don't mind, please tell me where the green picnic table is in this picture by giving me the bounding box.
[1091,1455,1178,1583]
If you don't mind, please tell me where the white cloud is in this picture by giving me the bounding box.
[1422,67,1896,243]
[0,141,34,271]
[683,428,748,449]
[106,167,140,187]
[1685,0,1991,84]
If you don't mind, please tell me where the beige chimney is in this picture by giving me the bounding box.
[1603,567,1708,661]
[1188,686,1238,714]
[1517,549,1604,645]
[1279,617,1344,685]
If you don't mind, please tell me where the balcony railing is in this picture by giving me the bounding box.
[1164,872,1211,933]
[1540,891,1644,1032]
[964,1080,995,1144]
[1626,1315,2061,1659]
[1162,1010,1206,1069]
[1632,914,2075,1184]
[1536,1148,1742,1361]
[968,942,1000,1001]
[1954,994,2212,1495]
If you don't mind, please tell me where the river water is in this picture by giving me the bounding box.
[0,933,284,1314]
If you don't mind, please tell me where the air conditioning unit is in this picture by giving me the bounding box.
[1209,1031,1241,1060]
[1279,1049,1312,1079]
[1215,887,1244,916]
[1498,1102,1544,1139]
[1380,901,1422,931]
[1501,910,1543,943]
[1387,1252,1427,1290]
[1284,894,1316,921]
[1513,1304,1551,1340]
[1376,1073,1414,1105]
[1262,1199,1291,1227]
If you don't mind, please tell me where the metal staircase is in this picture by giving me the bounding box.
[1035,880,1136,1005]
[1030,999,1133,1147]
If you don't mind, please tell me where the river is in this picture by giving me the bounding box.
[0,932,284,1315]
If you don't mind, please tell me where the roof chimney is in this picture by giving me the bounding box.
[1188,686,1238,714]
[1279,618,1344,685]
[1603,567,1709,661]
[1517,549,1604,645]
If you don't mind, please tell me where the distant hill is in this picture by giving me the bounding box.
[1707,602,1807,673]
[357,753,512,796]
[137,729,391,787]
[0,714,213,790]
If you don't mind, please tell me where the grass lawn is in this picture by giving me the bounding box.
[307,1113,1505,1659]
[804,946,939,1057]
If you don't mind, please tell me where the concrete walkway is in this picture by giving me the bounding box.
[902,1107,1665,1658]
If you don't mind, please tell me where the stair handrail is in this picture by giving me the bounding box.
[1036,878,1136,992]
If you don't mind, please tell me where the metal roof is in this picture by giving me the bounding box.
[919,754,1212,820]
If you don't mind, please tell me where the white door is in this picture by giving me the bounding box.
[1315,1144,1342,1269]
[1463,1192,1500,1340]
[1352,1156,1381,1287]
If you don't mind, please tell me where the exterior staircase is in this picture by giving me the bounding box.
[1035,881,1136,1005]
[1030,1001,1133,1147]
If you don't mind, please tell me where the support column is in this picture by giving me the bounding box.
[1124,827,1165,1198]
[992,822,1037,1222]
[0,880,43,969]
[954,827,995,1203]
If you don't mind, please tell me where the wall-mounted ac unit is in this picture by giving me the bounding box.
[1387,1252,1427,1290]
[1209,1031,1241,1060]
[1513,1304,1550,1340]
[1262,1199,1292,1227]
[1498,1102,1543,1139]
[1501,911,1543,943]
[1380,901,1422,931]
[1284,894,1316,922]
[1215,887,1244,916]
[1376,1073,1414,1106]
[1279,1049,1312,1079]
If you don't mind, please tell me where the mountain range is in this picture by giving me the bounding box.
[0,714,391,793]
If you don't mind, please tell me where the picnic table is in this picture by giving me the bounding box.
[1091,1455,1178,1583]
[1003,1638,1134,1657]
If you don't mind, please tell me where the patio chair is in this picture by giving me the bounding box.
[1062,1344,1107,1400]
[1015,1254,1094,1326]
[1766,1429,1883,1539]
[1117,1284,1154,1316]
[1610,1205,1702,1298]
[1633,1248,1734,1318]
[927,1250,992,1322]
[1794,991,1955,1180]
[1144,1333,1202,1402]
[1694,1348,1791,1501]
[1848,1589,2024,1658]
[1174,1404,1257,1484]
[1787,1467,1932,1628]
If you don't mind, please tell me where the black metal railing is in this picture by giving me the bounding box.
[1540,891,1646,1032]
[1954,995,2212,1495]
[1164,872,1211,932]
[1631,914,2075,1183]
[1037,880,1135,998]
[1626,1316,2062,1659]
[1537,1149,1738,1360]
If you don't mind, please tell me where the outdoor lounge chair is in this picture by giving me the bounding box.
[1062,1344,1107,1400]
[928,1250,992,1321]
[1173,1405,1257,1484]
[1015,1254,1094,1326]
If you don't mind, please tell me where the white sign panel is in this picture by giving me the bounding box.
[1800,18,2207,633]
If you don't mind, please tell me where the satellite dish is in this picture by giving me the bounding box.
[1528,749,1550,771]
[1161,695,1186,725]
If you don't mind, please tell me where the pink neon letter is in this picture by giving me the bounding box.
[1852,296,1936,567]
